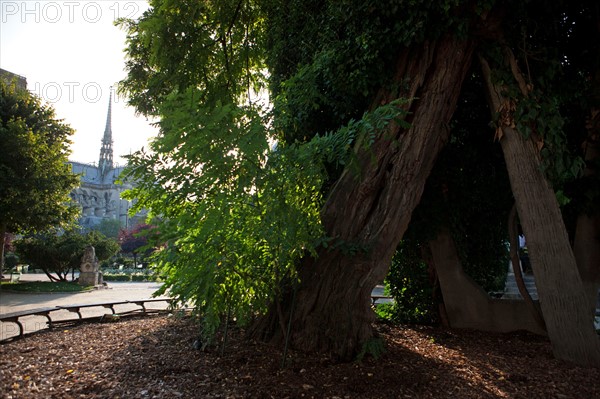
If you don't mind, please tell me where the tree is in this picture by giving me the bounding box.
[92,218,122,239]
[563,2,600,318]
[16,230,119,282]
[119,0,480,359]
[385,72,514,326]
[86,230,121,263]
[474,1,600,365]
[119,0,600,365]
[0,80,79,274]
[118,223,155,267]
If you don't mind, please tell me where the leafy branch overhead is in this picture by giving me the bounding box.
[118,0,600,364]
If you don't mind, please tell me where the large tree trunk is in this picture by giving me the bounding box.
[481,53,600,366]
[507,203,545,328]
[0,224,6,278]
[574,6,600,319]
[251,32,476,360]
[574,98,600,317]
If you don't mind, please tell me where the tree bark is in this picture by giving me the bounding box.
[251,32,476,360]
[574,107,600,317]
[480,53,600,366]
[0,224,6,278]
[508,203,545,329]
[573,1,600,318]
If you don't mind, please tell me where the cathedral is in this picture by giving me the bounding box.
[1,68,142,231]
[69,95,144,230]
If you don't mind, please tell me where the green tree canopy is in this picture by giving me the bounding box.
[118,0,600,364]
[119,223,157,267]
[91,218,122,239]
[0,80,79,271]
[16,230,120,282]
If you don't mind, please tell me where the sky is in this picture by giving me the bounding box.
[0,0,157,165]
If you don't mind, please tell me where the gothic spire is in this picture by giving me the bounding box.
[98,92,114,176]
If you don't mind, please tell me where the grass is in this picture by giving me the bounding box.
[0,281,94,293]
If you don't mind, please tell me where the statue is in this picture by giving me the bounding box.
[79,245,101,286]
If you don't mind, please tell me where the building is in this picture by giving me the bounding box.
[0,68,27,91]
[69,95,145,230]
[1,69,141,231]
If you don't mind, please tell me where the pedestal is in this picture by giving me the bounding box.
[79,271,99,286]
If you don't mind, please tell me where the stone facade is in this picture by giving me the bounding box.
[68,95,146,230]
[69,162,135,229]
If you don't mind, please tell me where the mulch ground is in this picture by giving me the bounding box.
[1,315,598,398]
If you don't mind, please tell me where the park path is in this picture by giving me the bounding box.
[0,274,169,341]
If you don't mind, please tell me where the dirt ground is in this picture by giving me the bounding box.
[1,315,598,398]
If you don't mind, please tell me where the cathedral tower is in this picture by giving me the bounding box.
[98,93,114,176]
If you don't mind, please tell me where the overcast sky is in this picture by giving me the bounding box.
[0,0,157,165]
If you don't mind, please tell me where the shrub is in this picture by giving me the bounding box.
[4,253,19,270]
[103,274,130,282]
[102,268,158,282]
[131,274,153,282]
[385,241,437,325]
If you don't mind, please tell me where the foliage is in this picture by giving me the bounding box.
[102,267,158,282]
[118,0,268,118]
[481,1,600,203]
[86,230,121,262]
[119,0,314,339]
[101,255,132,269]
[356,337,385,361]
[103,274,131,282]
[118,0,409,343]
[118,223,156,267]
[131,273,158,282]
[0,281,93,293]
[264,0,480,144]
[553,1,600,226]
[91,219,122,239]
[0,81,79,237]
[385,71,512,324]
[373,303,395,323]
[4,252,19,270]
[385,240,437,325]
[427,71,512,293]
[3,232,15,253]
[123,100,402,340]
[15,230,119,282]
[118,0,600,356]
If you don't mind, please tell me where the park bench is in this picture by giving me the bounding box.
[57,301,131,319]
[371,295,393,305]
[0,307,57,337]
[0,298,174,341]
[127,298,173,314]
[55,299,174,320]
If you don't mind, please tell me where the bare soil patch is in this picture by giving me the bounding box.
[1,315,598,398]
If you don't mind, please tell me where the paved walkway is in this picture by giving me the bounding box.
[0,274,169,341]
